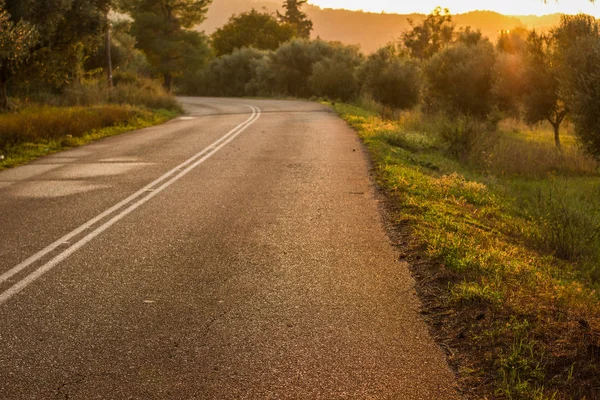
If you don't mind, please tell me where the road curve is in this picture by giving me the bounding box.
[0,98,459,399]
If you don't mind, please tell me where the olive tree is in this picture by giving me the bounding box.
[0,1,37,109]
[357,45,420,110]
[554,14,600,159]
[521,31,568,150]
[424,39,497,117]
[308,44,362,101]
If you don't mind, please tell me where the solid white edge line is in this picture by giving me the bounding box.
[0,105,260,304]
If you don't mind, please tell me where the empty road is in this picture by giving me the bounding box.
[0,98,458,399]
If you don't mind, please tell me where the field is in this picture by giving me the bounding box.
[330,102,600,399]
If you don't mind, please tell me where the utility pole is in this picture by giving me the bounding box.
[106,17,113,89]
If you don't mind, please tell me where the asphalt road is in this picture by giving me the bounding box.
[0,98,459,399]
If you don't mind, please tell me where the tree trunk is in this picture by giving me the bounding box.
[552,122,562,151]
[0,67,10,111]
[0,81,8,111]
[163,72,172,93]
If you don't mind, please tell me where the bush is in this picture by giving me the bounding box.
[307,45,362,101]
[110,78,182,112]
[245,55,275,96]
[61,80,109,107]
[435,113,501,162]
[357,46,421,110]
[9,75,180,112]
[424,40,497,117]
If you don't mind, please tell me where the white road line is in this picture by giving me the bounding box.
[0,105,261,305]
[0,106,258,287]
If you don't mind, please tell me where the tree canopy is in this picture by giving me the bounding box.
[121,0,212,90]
[357,45,420,109]
[0,0,38,109]
[424,38,497,117]
[401,7,454,59]
[211,9,294,57]
[521,31,568,149]
[553,14,600,159]
[277,0,313,39]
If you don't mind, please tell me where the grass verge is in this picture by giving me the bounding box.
[0,105,179,170]
[329,102,600,399]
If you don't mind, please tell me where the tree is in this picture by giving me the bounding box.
[211,9,294,57]
[86,20,151,79]
[456,26,483,46]
[3,0,111,94]
[357,45,420,110]
[0,1,37,110]
[401,7,454,59]
[266,39,334,97]
[521,31,568,150]
[121,0,211,91]
[204,47,269,96]
[493,52,526,118]
[553,14,600,159]
[496,27,529,54]
[424,38,497,117]
[277,0,312,39]
[308,44,362,101]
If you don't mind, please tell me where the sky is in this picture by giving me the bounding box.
[307,0,600,17]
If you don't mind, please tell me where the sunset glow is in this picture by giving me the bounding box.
[308,0,600,17]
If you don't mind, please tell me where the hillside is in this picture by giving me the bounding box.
[200,0,563,53]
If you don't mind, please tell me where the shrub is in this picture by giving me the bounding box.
[60,80,109,107]
[245,55,276,96]
[9,75,180,112]
[435,113,501,163]
[110,78,182,112]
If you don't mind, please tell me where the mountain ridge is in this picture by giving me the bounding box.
[200,1,564,53]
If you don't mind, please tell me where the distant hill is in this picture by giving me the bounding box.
[199,0,564,53]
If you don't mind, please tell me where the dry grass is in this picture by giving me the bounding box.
[0,76,182,166]
[0,105,141,147]
[0,106,178,169]
[19,78,182,112]
[487,120,598,177]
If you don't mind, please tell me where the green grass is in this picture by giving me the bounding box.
[0,106,179,170]
[329,102,600,400]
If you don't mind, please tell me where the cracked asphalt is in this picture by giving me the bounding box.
[0,98,459,399]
